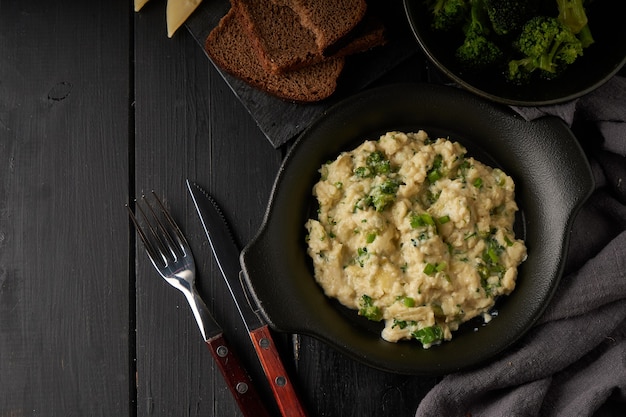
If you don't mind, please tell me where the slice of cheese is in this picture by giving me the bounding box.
[166,0,203,38]
[134,0,150,12]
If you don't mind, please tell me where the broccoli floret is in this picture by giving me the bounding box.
[556,0,594,47]
[366,178,400,212]
[507,16,583,84]
[484,0,538,36]
[426,0,470,31]
[359,295,383,321]
[556,0,588,33]
[455,0,503,70]
[355,151,392,178]
[366,151,391,175]
[412,325,444,347]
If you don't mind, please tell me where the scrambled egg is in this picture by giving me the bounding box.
[305,131,527,348]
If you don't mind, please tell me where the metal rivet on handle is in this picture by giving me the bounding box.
[236,382,249,394]
[216,345,229,357]
[275,376,287,387]
[259,338,270,349]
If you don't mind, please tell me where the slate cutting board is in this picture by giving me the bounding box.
[185,0,418,148]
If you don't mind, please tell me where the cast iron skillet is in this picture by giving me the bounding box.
[240,83,594,375]
[404,0,626,106]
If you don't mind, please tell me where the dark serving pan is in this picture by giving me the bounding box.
[240,83,594,375]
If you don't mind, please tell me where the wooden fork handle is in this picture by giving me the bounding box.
[250,325,309,417]
[206,333,272,417]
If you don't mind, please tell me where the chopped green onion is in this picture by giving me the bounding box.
[427,155,444,183]
[464,232,477,240]
[424,262,446,276]
[427,169,442,183]
[402,296,415,307]
[423,263,436,276]
[410,213,435,228]
[355,247,369,267]
[487,247,499,264]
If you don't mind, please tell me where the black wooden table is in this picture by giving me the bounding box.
[1,1,442,416]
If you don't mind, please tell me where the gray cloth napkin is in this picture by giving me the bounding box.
[416,76,626,417]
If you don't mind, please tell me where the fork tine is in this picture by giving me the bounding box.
[128,191,190,270]
[126,201,163,266]
[128,191,177,267]
[150,191,190,258]
[140,193,179,263]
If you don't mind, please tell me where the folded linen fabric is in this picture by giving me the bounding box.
[415,76,626,417]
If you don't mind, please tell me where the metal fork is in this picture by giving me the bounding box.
[127,192,271,417]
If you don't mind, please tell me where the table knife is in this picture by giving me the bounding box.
[187,179,309,417]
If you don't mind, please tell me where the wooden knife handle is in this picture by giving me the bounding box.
[249,325,309,417]
[206,333,272,417]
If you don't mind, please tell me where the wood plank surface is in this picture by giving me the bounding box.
[0,0,131,415]
[133,3,283,416]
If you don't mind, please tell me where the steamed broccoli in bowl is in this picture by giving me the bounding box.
[556,0,594,47]
[454,0,503,70]
[423,0,595,83]
[507,16,584,84]
[484,0,540,36]
[426,0,469,31]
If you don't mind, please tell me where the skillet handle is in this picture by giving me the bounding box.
[249,325,309,417]
[206,333,272,417]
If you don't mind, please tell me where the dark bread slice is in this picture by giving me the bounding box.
[204,8,345,103]
[271,0,367,52]
[326,13,387,58]
[234,0,385,74]
[233,0,319,74]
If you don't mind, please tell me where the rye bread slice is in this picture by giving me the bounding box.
[234,0,384,74]
[327,13,387,58]
[271,0,367,52]
[233,0,318,74]
[204,8,345,103]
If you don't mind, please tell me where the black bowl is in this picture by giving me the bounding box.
[240,83,593,375]
[403,0,626,106]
